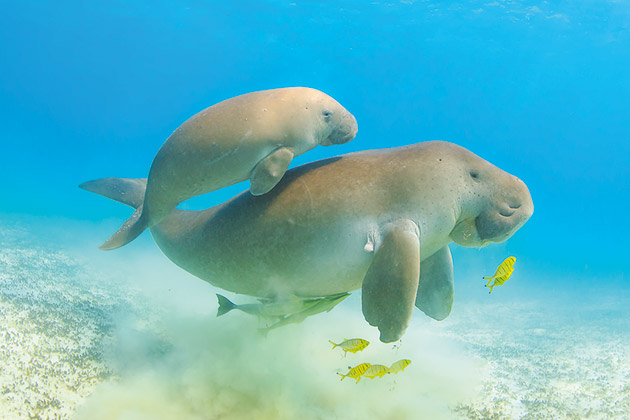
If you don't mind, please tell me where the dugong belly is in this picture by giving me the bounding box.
[155,214,375,298]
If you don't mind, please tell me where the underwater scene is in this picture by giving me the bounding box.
[1,1,628,419]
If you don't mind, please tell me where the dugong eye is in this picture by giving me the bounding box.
[322,109,333,122]
[469,170,480,181]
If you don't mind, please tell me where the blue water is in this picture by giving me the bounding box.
[2,1,628,277]
[1,1,629,419]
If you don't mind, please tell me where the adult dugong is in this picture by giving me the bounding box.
[92,87,358,250]
[81,141,533,342]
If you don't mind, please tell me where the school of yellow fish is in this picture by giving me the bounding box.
[484,256,516,293]
[336,359,412,383]
[331,337,411,383]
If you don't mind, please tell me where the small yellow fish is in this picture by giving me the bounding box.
[389,359,411,374]
[483,257,516,293]
[363,364,391,379]
[329,338,370,355]
[337,363,371,383]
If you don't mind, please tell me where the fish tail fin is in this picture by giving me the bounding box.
[337,373,346,381]
[216,294,236,317]
[329,340,339,349]
[79,177,150,250]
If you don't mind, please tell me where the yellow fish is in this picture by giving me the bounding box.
[389,359,411,374]
[337,363,371,383]
[329,338,370,355]
[363,364,391,379]
[484,256,516,293]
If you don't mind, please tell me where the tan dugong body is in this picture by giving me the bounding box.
[81,141,533,342]
[90,87,358,250]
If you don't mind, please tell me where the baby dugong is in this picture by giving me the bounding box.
[88,87,358,250]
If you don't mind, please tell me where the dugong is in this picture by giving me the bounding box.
[92,87,358,250]
[81,141,533,342]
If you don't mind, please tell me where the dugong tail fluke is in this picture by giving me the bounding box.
[79,177,147,209]
[79,178,150,249]
[97,207,148,250]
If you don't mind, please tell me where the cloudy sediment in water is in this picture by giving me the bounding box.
[1,220,483,420]
[1,219,629,419]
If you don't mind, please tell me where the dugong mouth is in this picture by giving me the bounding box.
[476,198,533,242]
[450,218,490,248]
[322,112,358,146]
[451,200,533,247]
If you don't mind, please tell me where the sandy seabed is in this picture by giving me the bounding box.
[1,221,628,420]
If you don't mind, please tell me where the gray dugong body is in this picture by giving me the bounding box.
[93,87,358,250]
[81,141,533,342]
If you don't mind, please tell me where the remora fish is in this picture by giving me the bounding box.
[216,294,321,318]
[260,292,350,334]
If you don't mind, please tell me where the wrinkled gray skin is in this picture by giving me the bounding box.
[97,87,358,250]
[81,141,533,342]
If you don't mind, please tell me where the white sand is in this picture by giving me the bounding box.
[443,301,630,419]
[0,222,148,419]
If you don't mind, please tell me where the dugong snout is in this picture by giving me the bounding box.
[322,110,358,146]
[476,176,534,242]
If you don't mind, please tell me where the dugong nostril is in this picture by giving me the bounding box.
[509,203,522,209]
[499,208,515,217]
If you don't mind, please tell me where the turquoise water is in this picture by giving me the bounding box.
[1,1,628,419]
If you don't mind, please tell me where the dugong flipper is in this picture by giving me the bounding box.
[94,87,358,251]
[415,246,454,321]
[361,220,421,343]
[249,147,295,196]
